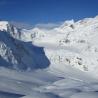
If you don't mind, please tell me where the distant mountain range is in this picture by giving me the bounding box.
[0,16,98,98]
[0,16,98,76]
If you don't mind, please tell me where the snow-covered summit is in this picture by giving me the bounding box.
[0,21,50,71]
[0,21,9,31]
[0,16,98,76]
[0,16,98,98]
[28,15,98,76]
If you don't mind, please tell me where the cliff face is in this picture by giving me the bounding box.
[0,21,50,71]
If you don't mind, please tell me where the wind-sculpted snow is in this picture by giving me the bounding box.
[0,16,98,98]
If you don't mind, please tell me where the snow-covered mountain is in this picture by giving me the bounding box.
[31,16,98,77]
[0,21,50,71]
[0,16,98,98]
[1,16,98,74]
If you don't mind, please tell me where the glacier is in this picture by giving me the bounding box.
[0,16,98,98]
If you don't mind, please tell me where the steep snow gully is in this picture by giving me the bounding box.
[0,16,98,98]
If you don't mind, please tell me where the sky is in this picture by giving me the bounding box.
[0,0,98,25]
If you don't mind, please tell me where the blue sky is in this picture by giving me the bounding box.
[0,0,98,25]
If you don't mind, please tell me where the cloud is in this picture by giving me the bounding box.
[35,22,61,29]
[10,21,33,29]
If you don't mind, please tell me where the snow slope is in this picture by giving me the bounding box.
[0,16,98,98]
[31,15,98,77]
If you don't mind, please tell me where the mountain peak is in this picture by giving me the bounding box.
[0,21,9,31]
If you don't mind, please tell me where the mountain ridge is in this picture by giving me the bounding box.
[0,16,98,75]
[0,16,98,98]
